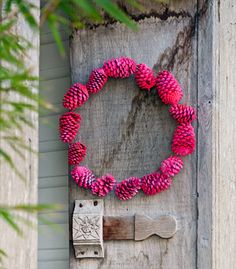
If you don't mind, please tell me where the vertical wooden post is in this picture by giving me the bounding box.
[198,0,236,268]
[0,1,40,268]
[211,0,236,268]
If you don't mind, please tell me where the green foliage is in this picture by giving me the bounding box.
[0,16,39,178]
[0,204,59,265]
[40,0,141,55]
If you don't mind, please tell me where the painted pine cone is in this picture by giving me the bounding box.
[91,174,116,197]
[141,173,172,195]
[160,156,183,177]
[63,83,89,110]
[135,63,156,90]
[172,123,195,156]
[156,70,183,105]
[71,166,95,189]
[115,177,141,200]
[86,68,108,94]
[103,57,136,78]
[59,112,81,143]
[169,104,196,123]
[68,142,87,165]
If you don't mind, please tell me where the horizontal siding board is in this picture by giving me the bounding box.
[39,150,67,178]
[40,67,70,81]
[40,41,69,71]
[39,151,68,177]
[38,224,69,249]
[38,249,69,261]
[39,140,67,153]
[38,260,69,269]
[39,176,68,188]
[39,76,70,105]
[41,30,69,45]
[38,211,68,225]
[39,186,68,205]
[39,114,61,142]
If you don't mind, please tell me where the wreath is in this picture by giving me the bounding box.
[59,57,196,201]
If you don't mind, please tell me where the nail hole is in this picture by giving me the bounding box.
[79,203,83,208]
[94,251,98,255]
[94,201,98,206]
[80,251,85,255]
[208,101,211,104]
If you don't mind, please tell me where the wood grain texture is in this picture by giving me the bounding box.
[197,0,214,268]
[211,0,236,268]
[0,1,40,269]
[103,216,134,240]
[69,1,198,268]
[134,214,177,240]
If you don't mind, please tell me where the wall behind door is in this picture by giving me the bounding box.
[38,23,70,269]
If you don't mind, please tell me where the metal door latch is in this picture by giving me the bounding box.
[72,199,177,259]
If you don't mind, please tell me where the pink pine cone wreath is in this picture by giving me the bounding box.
[59,56,197,201]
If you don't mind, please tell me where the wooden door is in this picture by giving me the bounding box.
[69,1,198,268]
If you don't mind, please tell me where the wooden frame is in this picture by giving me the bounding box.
[198,0,236,268]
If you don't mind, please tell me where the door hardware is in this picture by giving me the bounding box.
[72,200,177,259]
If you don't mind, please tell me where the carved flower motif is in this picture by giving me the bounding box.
[73,216,100,240]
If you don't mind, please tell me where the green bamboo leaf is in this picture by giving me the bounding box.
[95,0,137,29]
[47,14,65,56]
[8,142,25,160]
[73,0,102,21]
[0,149,14,169]
[0,148,25,181]
[13,204,61,212]
[0,210,22,235]
[4,0,15,12]
[15,0,38,28]
[0,248,7,265]
[0,20,15,33]
[0,249,7,258]
[126,0,144,11]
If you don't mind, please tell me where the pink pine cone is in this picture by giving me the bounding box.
[68,142,87,165]
[115,177,141,200]
[71,166,95,189]
[103,57,136,78]
[91,174,116,197]
[135,63,156,90]
[156,70,183,105]
[160,156,183,177]
[86,68,108,94]
[63,83,89,110]
[59,112,81,143]
[172,123,195,156]
[169,104,196,123]
[141,173,172,195]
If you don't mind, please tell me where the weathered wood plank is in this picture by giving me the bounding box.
[0,1,40,269]
[103,215,176,241]
[69,1,198,268]
[103,216,134,240]
[197,0,214,268]
[211,0,236,268]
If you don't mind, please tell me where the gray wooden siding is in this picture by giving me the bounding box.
[38,23,70,269]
